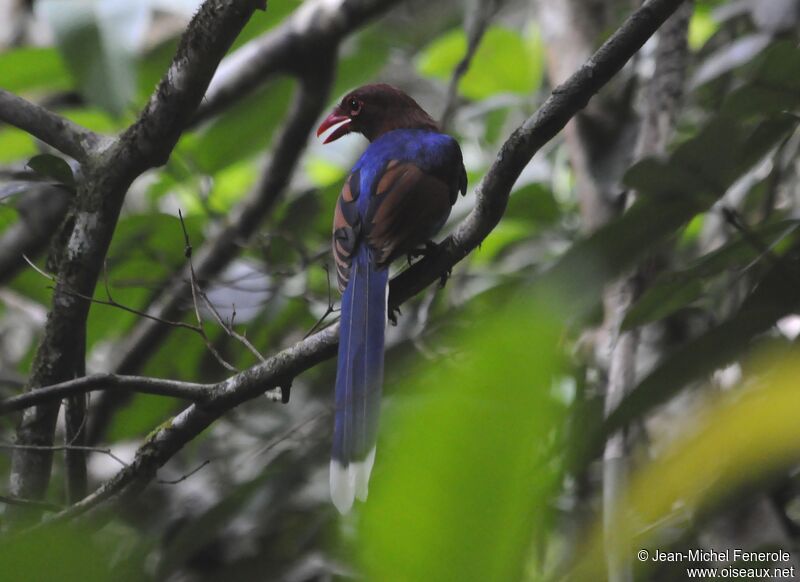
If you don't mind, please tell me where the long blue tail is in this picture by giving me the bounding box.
[330,247,388,513]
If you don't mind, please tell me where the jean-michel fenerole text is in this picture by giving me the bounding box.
[650,549,791,564]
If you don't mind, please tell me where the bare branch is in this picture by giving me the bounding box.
[195,0,403,124]
[157,459,210,485]
[0,90,104,162]
[40,0,688,525]
[198,287,267,363]
[0,185,71,285]
[0,494,63,512]
[304,264,337,339]
[0,443,129,468]
[123,0,265,167]
[0,374,210,414]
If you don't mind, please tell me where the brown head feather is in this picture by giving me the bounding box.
[318,83,439,143]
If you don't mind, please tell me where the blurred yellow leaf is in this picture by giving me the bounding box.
[570,354,800,580]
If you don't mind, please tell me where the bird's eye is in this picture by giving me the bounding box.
[348,98,362,115]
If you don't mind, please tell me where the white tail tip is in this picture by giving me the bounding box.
[330,447,376,514]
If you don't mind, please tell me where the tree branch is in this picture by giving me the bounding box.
[0,374,210,414]
[41,0,688,525]
[602,5,692,581]
[0,494,62,512]
[88,65,335,443]
[439,0,501,131]
[122,0,265,168]
[194,0,404,124]
[388,0,689,310]
[8,0,262,508]
[0,184,72,285]
[85,0,403,443]
[0,90,104,162]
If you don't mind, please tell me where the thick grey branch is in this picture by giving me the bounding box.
[0,90,102,162]
[123,0,263,168]
[44,0,687,524]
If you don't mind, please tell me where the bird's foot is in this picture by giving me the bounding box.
[279,381,292,404]
[388,304,401,326]
[439,267,452,289]
[407,240,439,265]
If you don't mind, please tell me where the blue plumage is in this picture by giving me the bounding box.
[319,85,467,513]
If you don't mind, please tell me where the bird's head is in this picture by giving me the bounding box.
[317,83,439,144]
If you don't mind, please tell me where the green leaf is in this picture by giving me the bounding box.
[527,113,796,336]
[606,248,800,439]
[622,220,800,330]
[722,42,800,118]
[688,5,718,51]
[472,219,533,264]
[417,25,544,100]
[574,356,800,581]
[505,183,560,225]
[107,394,180,442]
[627,114,798,204]
[0,522,146,582]
[206,161,258,213]
[305,156,348,188]
[85,213,204,349]
[0,128,37,163]
[334,30,391,99]
[622,277,704,331]
[26,154,76,188]
[360,296,565,581]
[185,80,294,174]
[38,0,140,116]
[684,219,800,278]
[0,47,71,93]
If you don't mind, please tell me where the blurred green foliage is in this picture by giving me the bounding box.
[417,25,544,99]
[361,294,567,582]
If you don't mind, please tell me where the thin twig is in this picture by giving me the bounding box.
[0,442,128,467]
[23,253,199,332]
[22,254,55,281]
[0,89,103,162]
[198,289,266,363]
[58,286,200,332]
[157,459,210,485]
[440,0,501,130]
[0,374,209,414]
[304,264,337,339]
[179,209,241,371]
[0,494,63,512]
